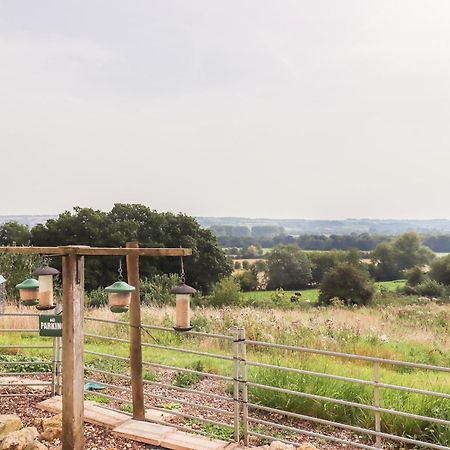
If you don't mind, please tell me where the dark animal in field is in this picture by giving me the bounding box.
[290,295,299,302]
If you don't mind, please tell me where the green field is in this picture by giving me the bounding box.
[240,280,406,307]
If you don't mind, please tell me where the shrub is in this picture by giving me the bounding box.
[406,266,425,287]
[233,261,242,270]
[86,287,107,308]
[415,280,446,298]
[140,274,180,306]
[319,263,375,306]
[234,270,258,292]
[207,277,242,307]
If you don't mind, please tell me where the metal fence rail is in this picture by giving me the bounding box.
[0,312,61,397]
[83,317,450,450]
[243,334,450,449]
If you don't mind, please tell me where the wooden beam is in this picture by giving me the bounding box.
[70,247,192,257]
[0,246,68,255]
[62,253,85,450]
[0,246,192,257]
[126,242,145,420]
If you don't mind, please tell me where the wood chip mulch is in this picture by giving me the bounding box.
[0,384,150,449]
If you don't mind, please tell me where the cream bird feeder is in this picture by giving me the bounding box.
[16,278,40,306]
[171,283,197,331]
[32,264,60,310]
[105,280,135,313]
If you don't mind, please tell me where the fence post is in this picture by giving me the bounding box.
[238,328,249,446]
[126,241,145,421]
[231,327,241,443]
[374,362,382,448]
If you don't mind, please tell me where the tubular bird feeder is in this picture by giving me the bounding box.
[171,282,197,331]
[32,264,60,310]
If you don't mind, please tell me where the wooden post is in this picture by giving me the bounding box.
[62,252,85,450]
[126,241,145,420]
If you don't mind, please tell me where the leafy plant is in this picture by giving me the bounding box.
[143,370,158,382]
[140,274,180,306]
[173,360,204,388]
[0,355,51,373]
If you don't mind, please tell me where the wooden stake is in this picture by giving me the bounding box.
[126,241,145,420]
[62,253,85,450]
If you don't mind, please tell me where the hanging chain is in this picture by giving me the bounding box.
[118,258,123,280]
[180,246,186,283]
[43,255,50,267]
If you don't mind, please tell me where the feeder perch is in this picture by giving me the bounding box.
[171,283,197,331]
[105,280,135,313]
[16,278,39,306]
[32,265,60,311]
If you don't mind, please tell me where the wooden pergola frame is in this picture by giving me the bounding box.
[0,243,192,450]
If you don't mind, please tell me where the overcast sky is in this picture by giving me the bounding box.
[1,1,449,219]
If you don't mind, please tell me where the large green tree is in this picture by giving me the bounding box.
[430,255,450,286]
[266,244,312,290]
[31,204,232,292]
[0,221,31,246]
[371,233,434,281]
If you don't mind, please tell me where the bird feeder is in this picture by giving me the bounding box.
[105,280,135,313]
[16,278,40,306]
[32,265,60,311]
[171,283,197,331]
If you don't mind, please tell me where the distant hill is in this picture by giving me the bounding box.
[0,215,56,228]
[2,215,450,235]
[197,217,450,235]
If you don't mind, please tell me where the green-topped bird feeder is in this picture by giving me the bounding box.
[105,280,135,313]
[16,278,40,306]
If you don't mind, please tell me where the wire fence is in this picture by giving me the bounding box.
[1,312,449,449]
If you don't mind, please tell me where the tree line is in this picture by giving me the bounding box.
[220,233,450,253]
